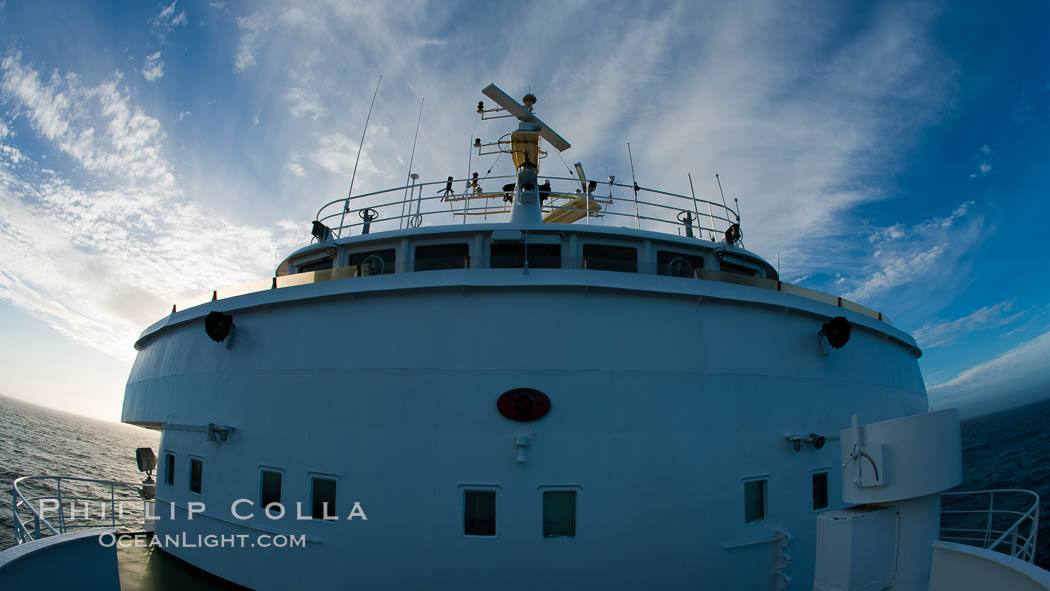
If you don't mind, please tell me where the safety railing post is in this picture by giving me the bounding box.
[984,492,994,548]
[11,488,17,542]
[33,511,40,539]
[57,479,66,533]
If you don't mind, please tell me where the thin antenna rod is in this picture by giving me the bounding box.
[464,134,472,224]
[627,142,640,229]
[399,98,424,230]
[338,73,383,237]
[715,173,730,227]
[687,173,701,240]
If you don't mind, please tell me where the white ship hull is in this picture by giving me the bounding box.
[124,261,926,590]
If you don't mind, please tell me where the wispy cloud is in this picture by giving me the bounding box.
[913,300,1025,348]
[233,12,268,72]
[0,53,301,360]
[929,329,1050,417]
[142,51,164,82]
[969,144,993,179]
[149,1,187,41]
[831,201,980,303]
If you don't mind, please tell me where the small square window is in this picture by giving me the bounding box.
[261,470,282,510]
[164,453,175,486]
[312,477,337,520]
[189,458,203,494]
[813,472,829,510]
[464,490,496,536]
[744,479,766,523]
[543,491,576,538]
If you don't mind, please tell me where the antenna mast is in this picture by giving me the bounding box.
[715,173,730,227]
[399,98,424,230]
[338,73,383,237]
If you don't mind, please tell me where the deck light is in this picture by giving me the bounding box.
[204,311,235,343]
[820,316,852,349]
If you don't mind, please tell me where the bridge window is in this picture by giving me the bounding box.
[657,251,703,277]
[491,243,561,269]
[311,477,338,520]
[415,243,470,271]
[464,490,496,536]
[720,260,757,277]
[261,470,282,512]
[583,244,637,273]
[813,471,829,510]
[164,453,175,486]
[744,478,766,523]
[543,491,577,538]
[189,457,203,494]
[298,257,333,273]
[349,249,395,275]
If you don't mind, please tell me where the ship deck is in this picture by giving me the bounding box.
[117,535,246,591]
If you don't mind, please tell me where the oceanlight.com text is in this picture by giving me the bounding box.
[99,532,306,549]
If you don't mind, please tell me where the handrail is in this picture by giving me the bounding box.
[941,489,1041,563]
[313,175,740,241]
[11,475,151,545]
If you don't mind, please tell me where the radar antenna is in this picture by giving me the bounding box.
[475,84,572,224]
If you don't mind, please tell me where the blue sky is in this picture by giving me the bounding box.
[0,1,1047,421]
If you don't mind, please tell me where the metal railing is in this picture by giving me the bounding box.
[11,475,152,544]
[314,175,740,241]
[941,489,1041,563]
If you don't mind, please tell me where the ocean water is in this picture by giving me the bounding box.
[0,393,1047,568]
[954,396,1050,569]
[0,394,159,549]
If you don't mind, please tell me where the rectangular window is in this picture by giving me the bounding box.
[657,250,704,277]
[720,260,756,277]
[261,470,282,510]
[311,477,337,520]
[415,243,470,271]
[542,491,577,538]
[744,479,766,523]
[583,244,637,273]
[164,453,175,486]
[349,249,396,275]
[189,458,203,494]
[299,257,333,273]
[490,243,561,269]
[813,472,829,510]
[464,490,496,536]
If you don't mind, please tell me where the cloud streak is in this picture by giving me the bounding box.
[929,329,1050,417]
[913,300,1025,348]
[0,53,302,360]
[142,51,164,82]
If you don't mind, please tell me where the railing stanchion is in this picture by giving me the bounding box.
[11,488,17,542]
[985,491,994,548]
[33,511,40,539]
[57,479,65,533]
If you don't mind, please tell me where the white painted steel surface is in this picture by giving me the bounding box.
[123,254,927,589]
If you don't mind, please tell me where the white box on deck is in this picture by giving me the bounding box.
[813,505,897,591]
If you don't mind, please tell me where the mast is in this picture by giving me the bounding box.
[478,84,571,224]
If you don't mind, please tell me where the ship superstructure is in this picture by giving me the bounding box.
[4,85,1047,591]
